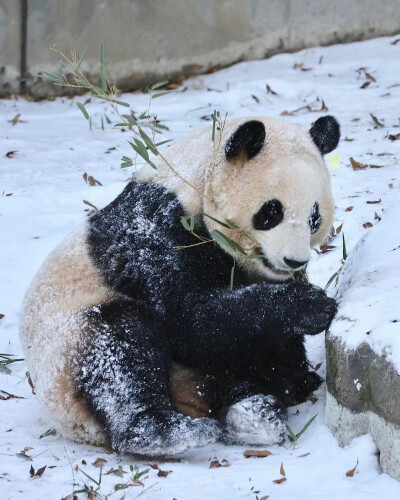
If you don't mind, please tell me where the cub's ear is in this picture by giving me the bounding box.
[225,120,266,160]
[309,115,340,155]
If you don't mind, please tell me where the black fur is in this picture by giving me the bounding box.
[80,181,337,452]
[225,120,266,160]
[309,115,340,155]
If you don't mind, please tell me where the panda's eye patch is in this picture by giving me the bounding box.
[253,199,284,231]
[308,202,322,234]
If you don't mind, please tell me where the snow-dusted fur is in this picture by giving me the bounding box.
[20,116,339,455]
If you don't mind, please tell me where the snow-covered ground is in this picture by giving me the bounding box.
[1,34,400,499]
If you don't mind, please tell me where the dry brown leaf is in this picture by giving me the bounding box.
[280,463,286,476]
[92,457,107,468]
[210,459,222,468]
[87,176,102,187]
[0,314,4,320]
[83,200,98,211]
[148,463,160,470]
[377,152,393,156]
[366,199,381,204]
[83,172,88,183]
[29,465,35,477]
[374,212,382,222]
[266,84,278,95]
[360,81,371,89]
[273,477,287,484]
[11,113,21,126]
[369,164,384,168]
[345,206,354,212]
[346,460,358,477]
[314,362,322,371]
[260,496,269,500]
[298,452,311,458]
[336,223,343,234]
[81,459,87,465]
[363,222,373,228]
[243,450,272,458]
[74,464,79,472]
[0,390,25,400]
[28,374,36,395]
[6,151,17,158]
[318,244,337,255]
[365,72,376,82]
[222,459,231,467]
[388,133,400,141]
[36,465,46,477]
[351,118,360,122]
[350,157,368,170]
[157,469,172,477]
[370,113,384,127]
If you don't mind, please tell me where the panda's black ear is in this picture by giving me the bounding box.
[309,115,340,155]
[225,120,266,160]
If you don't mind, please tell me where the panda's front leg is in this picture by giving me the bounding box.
[76,300,220,456]
[215,378,287,446]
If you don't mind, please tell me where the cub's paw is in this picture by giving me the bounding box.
[116,410,220,456]
[286,283,338,335]
[222,394,287,445]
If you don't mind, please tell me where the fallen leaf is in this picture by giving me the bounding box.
[83,172,88,183]
[377,152,393,156]
[0,390,25,400]
[6,151,17,158]
[365,72,376,82]
[260,496,269,500]
[87,175,102,186]
[346,460,359,477]
[36,465,46,477]
[243,450,272,458]
[29,465,35,477]
[298,452,311,458]
[210,459,222,468]
[345,206,354,212]
[374,212,382,222]
[369,164,384,168]
[148,464,160,470]
[351,118,360,122]
[388,133,400,141]
[280,463,286,476]
[317,244,337,255]
[360,81,371,89]
[391,38,400,45]
[350,157,367,170]
[366,199,381,204]
[11,113,21,125]
[39,428,56,439]
[81,459,87,465]
[336,223,343,234]
[92,457,107,468]
[370,113,384,127]
[27,373,36,395]
[363,222,373,228]
[314,362,322,371]
[273,477,287,484]
[266,84,278,95]
[0,314,4,320]
[157,469,172,477]
[83,200,98,211]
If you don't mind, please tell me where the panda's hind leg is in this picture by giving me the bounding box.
[76,300,219,456]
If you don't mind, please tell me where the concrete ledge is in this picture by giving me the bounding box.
[1,0,400,97]
[326,391,400,480]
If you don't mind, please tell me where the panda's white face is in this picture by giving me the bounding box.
[203,116,338,281]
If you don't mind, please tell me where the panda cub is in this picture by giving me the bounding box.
[20,115,339,456]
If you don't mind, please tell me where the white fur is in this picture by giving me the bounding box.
[138,117,334,281]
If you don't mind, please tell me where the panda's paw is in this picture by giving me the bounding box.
[287,283,338,335]
[283,372,323,406]
[223,394,287,446]
[115,410,220,457]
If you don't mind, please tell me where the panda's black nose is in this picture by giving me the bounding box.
[284,257,309,269]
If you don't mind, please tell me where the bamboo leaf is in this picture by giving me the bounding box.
[342,233,347,260]
[152,90,175,99]
[211,230,237,252]
[203,212,233,229]
[151,80,169,90]
[76,102,89,120]
[99,41,108,91]
[180,216,191,231]
[325,271,339,290]
[75,47,87,72]
[39,71,64,84]
[230,261,236,291]
[139,128,158,155]
[295,414,318,440]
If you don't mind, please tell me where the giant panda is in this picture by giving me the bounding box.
[20,115,339,456]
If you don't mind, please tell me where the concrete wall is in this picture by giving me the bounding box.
[1,0,400,97]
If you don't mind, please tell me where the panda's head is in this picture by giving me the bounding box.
[203,116,340,281]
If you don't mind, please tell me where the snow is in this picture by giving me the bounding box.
[1,34,400,498]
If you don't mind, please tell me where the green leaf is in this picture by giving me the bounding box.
[16,452,32,461]
[139,128,158,155]
[189,215,195,231]
[0,364,11,374]
[180,216,191,231]
[230,240,247,255]
[152,90,175,99]
[39,71,64,84]
[210,230,237,252]
[151,80,169,90]
[76,102,89,120]
[121,114,137,126]
[120,156,133,168]
[324,271,339,290]
[202,212,232,229]
[342,233,347,260]
[287,424,297,442]
[230,261,236,291]
[99,41,108,91]
[155,139,173,147]
[295,414,318,441]
[75,47,87,72]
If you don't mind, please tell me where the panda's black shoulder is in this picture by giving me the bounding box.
[86,181,233,301]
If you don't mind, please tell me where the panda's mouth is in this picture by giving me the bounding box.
[261,256,291,276]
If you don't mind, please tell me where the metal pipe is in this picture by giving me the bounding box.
[19,0,28,94]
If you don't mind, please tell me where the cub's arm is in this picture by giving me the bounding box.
[169,281,337,371]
